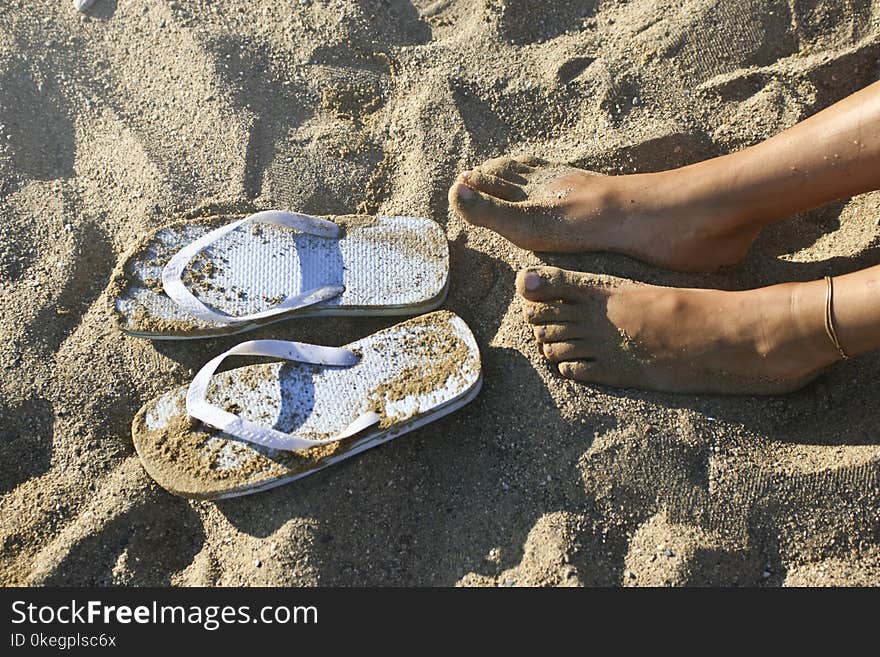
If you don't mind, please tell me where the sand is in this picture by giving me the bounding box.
[1,0,879,586]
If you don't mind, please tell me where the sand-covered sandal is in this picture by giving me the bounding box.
[132,311,481,499]
[110,210,449,339]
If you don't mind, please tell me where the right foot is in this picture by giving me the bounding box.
[518,266,843,395]
[449,156,763,272]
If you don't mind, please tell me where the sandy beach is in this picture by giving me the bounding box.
[1,0,880,586]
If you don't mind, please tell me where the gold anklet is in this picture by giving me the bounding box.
[824,276,849,360]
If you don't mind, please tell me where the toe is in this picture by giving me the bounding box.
[558,359,618,384]
[533,322,584,343]
[461,170,525,202]
[514,155,549,167]
[542,340,593,362]
[523,301,578,324]
[449,181,517,229]
[479,156,533,183]
[558,360,639,389]
[516,266,585,302]
[557,360,596,382]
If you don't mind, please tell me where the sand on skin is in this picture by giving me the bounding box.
[1,0,880,586]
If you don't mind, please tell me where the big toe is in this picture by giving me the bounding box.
[516,266,585,302]
[449,178,516,230]
[462,169,525,201]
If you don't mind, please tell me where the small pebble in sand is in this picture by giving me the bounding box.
[254,559,262,568]
[73,0,98,11]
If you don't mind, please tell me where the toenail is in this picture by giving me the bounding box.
[525,305,534,317]
[544,344,553,356]
[457,184,474,201]
[536,327,545,338]
[524,271,542,291]
[462,170,472,181]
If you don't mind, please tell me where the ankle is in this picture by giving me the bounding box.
[659,159,769,234]
[619,168,761,268]
[786,280,845,369]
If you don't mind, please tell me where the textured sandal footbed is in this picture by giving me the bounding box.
[132,311,481,499]
[111,214,449,338]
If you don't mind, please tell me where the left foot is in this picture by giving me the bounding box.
[518,266,843,394]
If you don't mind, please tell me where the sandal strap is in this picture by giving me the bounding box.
[186,339,380,451]
[162,211,344,325]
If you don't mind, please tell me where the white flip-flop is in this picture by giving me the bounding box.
[110,210,449,339]
[132,311,482,499]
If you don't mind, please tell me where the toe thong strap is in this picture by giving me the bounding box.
[186,339,381,451]
[162,210,345,325]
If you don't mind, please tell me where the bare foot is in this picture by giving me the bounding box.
[449,156,762,272]
[517,266,843,394]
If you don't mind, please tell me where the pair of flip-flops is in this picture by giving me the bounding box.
[114,210,482,499]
